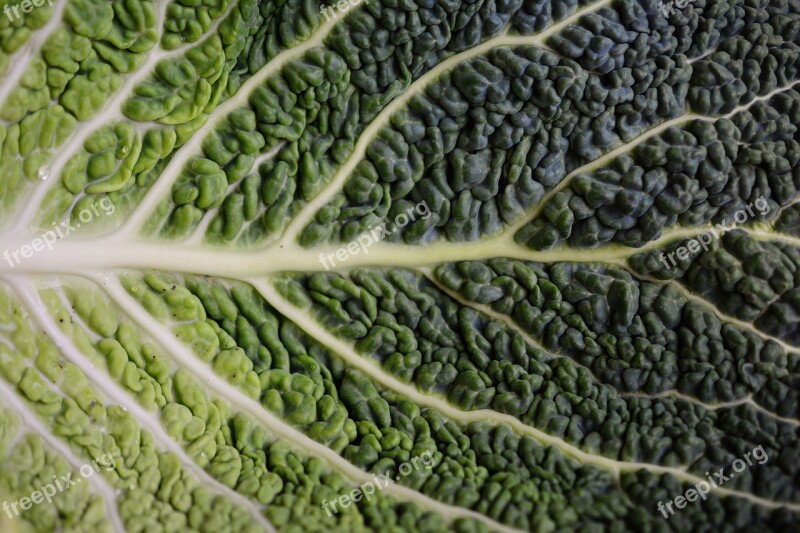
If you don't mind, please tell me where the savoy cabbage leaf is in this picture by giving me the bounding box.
[0,0,799,531]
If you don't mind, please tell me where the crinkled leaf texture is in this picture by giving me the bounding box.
[0,0,799,531]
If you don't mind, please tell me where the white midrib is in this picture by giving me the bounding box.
[10,277,277,533]
[1,221,798,358]
[251,278,800,512]
[0,224,715,276]
[0,377,126,533]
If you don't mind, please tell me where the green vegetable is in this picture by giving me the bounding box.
[1,0,799,531]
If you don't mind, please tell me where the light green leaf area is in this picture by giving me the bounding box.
[0,0,799,531]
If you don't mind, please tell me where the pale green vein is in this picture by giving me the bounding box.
[12,0,240,234]
[96,271,523,533]
[419,267,799,426]
[619,390,800,428]
[626,263,800,357]
[116,14,342,240]
[0,374,125,532]
[11,276,277,533]
[503,78,800,243]
[277,0,615,246]
[254,277,800,512]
